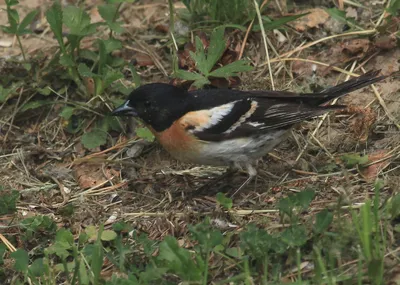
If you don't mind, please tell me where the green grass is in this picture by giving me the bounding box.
[1,183,399,284]
[0,0,399,284]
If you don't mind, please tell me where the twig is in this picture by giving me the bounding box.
[294,61,357,162]
[360,66,400,130]
[254,0,275,90]
[268,57,357,76]
[3,87,23,143]
[260,29,377,67]
[374,0,389,27]
[238,19,254,60]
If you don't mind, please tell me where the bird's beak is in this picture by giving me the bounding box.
[111,100,137,116]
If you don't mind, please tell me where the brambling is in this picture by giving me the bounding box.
[112,70,386,194]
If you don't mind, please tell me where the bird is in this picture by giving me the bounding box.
[111,70,386,195]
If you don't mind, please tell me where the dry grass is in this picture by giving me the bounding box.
[0,0,399,282]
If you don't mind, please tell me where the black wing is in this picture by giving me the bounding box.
[189,70,385,141]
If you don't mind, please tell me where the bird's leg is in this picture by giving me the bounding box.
[230,164,257,197]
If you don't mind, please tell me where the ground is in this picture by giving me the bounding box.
[0,0,399,284]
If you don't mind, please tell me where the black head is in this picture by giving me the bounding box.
[111,83,191,132]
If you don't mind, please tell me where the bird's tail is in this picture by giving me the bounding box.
[314,70,387,105]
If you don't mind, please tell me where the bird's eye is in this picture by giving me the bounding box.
[144,101,151,107]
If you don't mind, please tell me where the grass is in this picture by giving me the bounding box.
[0,0,400,284]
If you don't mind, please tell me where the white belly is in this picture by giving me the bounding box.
[190,130,289,166]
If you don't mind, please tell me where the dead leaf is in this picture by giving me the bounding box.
[135,53,154,66]
[340,38,370,55]
[345,7,358,20]
[292,38,372,77]
[293,8,330,32]
[83,77,95,96]
[359,150,390,182]
[73,163,120,189]
[374,35,397,51]
[337,106,377,142]
[155,24,169,33]
[178,42,196,69]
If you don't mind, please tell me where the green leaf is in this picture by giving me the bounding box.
[217,23,247,31]
[0,86,13,103]
[128,64,141,88]
[59,106,76,120]
[91,226,104,284]
[102,115,123,132]
[190,220,223,252]
[81,129,108,149]
[216,192,233,209]
[11,249,29,272]
[20,100,52,112]
[295,189,316,210]
[206,27,226,72]
[46,1,64,49]
[281,225,308,247]
[253,13,309,31]
[5,0,19,6]
[313,209,333,234]
[101,230,117,241]
[225,247,242,258]
[3,8,19,34]
[29,258,46,277]
[109,56,125,68]
[102,38,122,53]
[63,6,93,36]
[1,25,16,35]
[59,53,75,67]
[57,203,74,217]
[192,77,211,89]
[17,10,38,35]
[240,224,285,258]
[97,39,107,75]
[325,8,357,27]
[55,228,74,247]
[0,188,19,215]
[278,189,315,218]
[78,63,93,77]
[208,60,253,78]
[78,63,96,77]
[387,0,400,16]
[112,221,133,233]
[0,244,6,265]
[174,69,205,81]
[37,86,52,96]
[190,37,208,75]
[80,49,98,62]
[102,68,124,90]
[78,260,89,284]
[389,193,400,219]
[158,236,202,281]
[136,127,155,142]
[340,153,369,168]
[98,4,124,33]
[85,225,98,241]
[98,4,117,22]
[20,216,57,241]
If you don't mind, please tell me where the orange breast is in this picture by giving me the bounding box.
[148,117,203,162]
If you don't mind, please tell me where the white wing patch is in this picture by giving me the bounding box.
[264,103,291,116]
[224,100,258,134]
[248,121,264,127]
[190,101,237,132]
